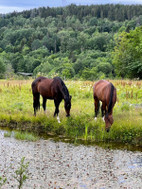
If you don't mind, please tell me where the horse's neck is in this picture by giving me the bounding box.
[62,92,69,101]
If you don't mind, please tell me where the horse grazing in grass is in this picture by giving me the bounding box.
[93,80,117,132]
[31,76,71,123]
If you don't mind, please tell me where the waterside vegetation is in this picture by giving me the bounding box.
[0,79,142,146]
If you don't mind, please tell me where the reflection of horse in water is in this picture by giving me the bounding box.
[31,76,71,123]
[93,80,117,132]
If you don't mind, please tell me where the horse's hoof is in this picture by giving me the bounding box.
[102,117,105,122]
[57,116,61,123]
[94,117,97,121]
[57,119,61,123]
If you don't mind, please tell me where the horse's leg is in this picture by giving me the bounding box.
[33,93,40,116]
[101,102,106,122]
[42,97,47,114]
[94,98,100,121]
[34,103,36,116]
[54,99,61,123]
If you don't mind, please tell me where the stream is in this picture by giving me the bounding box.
[0,130,142,189]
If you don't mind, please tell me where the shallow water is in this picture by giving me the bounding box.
[0,130,142,189]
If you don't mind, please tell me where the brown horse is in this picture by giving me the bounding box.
[93,80,117,132]
[31,76,71,123]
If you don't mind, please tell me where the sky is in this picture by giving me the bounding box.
[0,0,142,14]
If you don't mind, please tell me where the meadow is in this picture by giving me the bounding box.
[0,79,142,146]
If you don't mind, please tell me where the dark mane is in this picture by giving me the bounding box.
[53,77,69,100]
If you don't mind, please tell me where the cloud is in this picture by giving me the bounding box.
[0,0,142,14]
[0,6,33,14]
[67,0,142,5]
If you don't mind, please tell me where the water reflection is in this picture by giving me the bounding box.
[129,155,142,169]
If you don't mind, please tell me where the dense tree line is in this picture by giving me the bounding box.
[7,4,142,22]
[0,4,142,79]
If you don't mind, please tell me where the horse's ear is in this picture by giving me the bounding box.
[69,95,72,100]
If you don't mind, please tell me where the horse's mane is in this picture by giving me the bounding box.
[108,83,114,114]
[53,77,69,100]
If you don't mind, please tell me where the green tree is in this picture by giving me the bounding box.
[96,57,113,77]
[113,26,142,78]
[81,67,97,80]
[31,39,42,50]
[0,56,6,78]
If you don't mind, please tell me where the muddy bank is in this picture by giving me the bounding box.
[0,130,142,189]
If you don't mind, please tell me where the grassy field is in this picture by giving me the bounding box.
[0,79,142,146]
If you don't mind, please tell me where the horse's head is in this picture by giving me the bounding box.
[104,114,113,132]
[64,95,72,117]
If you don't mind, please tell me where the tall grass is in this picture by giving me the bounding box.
[0,79,142,145]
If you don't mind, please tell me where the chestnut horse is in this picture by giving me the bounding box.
[93,80,117,132]
[31,76,71,123]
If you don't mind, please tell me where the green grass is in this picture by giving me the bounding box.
[14,131,39,141]
[4,130,39,141]
[0,79,142,146]
[4,131,12,137]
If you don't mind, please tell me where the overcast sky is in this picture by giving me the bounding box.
[0,0,142,14]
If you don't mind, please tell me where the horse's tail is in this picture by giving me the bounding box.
[107,83,115,115]
[33,93,40,113]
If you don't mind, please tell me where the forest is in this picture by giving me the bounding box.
[0,4,142,79]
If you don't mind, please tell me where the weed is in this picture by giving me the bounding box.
[13,157,29,189]
[0,176,7,189]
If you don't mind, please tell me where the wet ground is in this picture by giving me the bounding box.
[0,130,142,189]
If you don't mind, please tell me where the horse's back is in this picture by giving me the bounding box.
[93,80,109,96]
[94,80,110,88]
[93,80,115,102]
[37,78,54,98]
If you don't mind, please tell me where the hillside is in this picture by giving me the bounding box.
[0,4,142,79]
